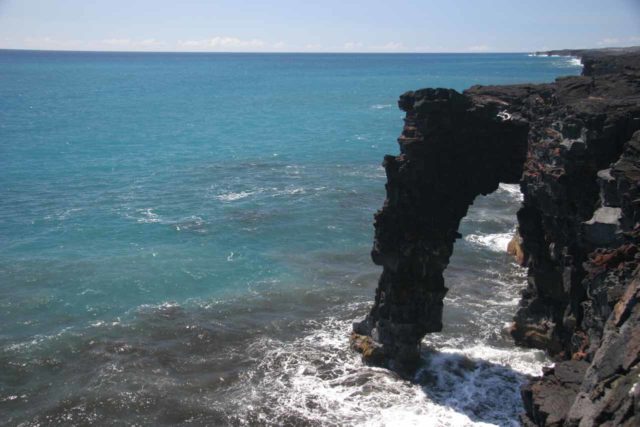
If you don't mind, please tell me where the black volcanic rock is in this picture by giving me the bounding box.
[354,48,640,424]
[536,47,640,76]
[521,361,589,426]
[351,88,529,372]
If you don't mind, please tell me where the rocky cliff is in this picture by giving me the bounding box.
[352,48,640,425]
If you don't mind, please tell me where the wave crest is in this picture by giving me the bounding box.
[465,232,513,253]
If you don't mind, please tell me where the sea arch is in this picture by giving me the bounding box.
[351,87,530,373]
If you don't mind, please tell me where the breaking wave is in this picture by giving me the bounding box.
[465,232,514,253]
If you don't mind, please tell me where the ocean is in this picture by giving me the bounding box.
[0,51,581,426]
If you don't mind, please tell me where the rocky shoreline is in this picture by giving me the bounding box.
[352,48,640,425]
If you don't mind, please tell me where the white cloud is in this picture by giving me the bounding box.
[2,35,531,53]
[341,41,410,52]
[372,41,406,52]
[178,36,266,50]
[11,36,171,51]
[102,38,131,46]
[22,36,85,50]
[466,44,490,52]
[7,35,285,52]
[140,38,161,46]
[596,36,640,48]
[99,38,167,50]
[597,37,620,46]
[343,41,364,50]
[412,45,432,52]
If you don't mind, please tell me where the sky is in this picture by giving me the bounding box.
[0,0,639,53]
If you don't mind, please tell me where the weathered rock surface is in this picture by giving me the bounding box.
[508,49,640,426]
[353,48,640,424]
[351,88,529,372]
[521,361,589,426]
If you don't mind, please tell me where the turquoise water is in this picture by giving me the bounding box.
[1,51,580,425]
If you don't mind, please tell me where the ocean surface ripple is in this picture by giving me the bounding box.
[0,51,580,426]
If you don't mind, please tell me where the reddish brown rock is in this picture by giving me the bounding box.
[508,229,529,266]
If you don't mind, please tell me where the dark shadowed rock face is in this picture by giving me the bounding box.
[351,88,529,372]
[506,53,640,426]
[353,49,640,424]
[506,68,640,359]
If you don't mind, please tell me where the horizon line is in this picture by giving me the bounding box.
[0,46,628,55]
[2,45,632,55]
[0,47,565,55]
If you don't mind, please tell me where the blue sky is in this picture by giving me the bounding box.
[0,0,639,52]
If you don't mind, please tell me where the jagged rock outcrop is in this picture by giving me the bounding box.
[506,50,640,426]
[351,88,529,372]
[518,132,640,426]
[353,48,640,425]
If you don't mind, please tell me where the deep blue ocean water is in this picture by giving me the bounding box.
[0,51,581,426]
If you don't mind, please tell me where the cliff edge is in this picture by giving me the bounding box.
[352,48,640,425]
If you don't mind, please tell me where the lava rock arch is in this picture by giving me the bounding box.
[351,88,529,372]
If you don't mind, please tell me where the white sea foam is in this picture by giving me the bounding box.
[4,327,74,352]
[434,343,547,377]
[58,208,83,220]
[284,164,305,175]
[136,208,163,223]
[497,183,523,201]
[0,395,26,403]
[216,191,254,202]
[528,53,582,69]
[89,319,121,328]
[568,57,582,67]
[44,208,84,221]
[554,56,583,68]
[342,165,386,179]
[465,232,513,253]
[216,186,313,201]
[272,187,306,196]
[370,104,392,110]
[227,310,543,426]
[206,265,534,425]
[174,215,207,234]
